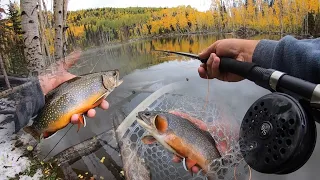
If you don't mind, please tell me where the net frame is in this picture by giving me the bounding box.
[115,81,251,180]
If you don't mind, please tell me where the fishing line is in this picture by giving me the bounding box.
[44,124,74,160]
[89,55,103,73]
[203,73,210,110]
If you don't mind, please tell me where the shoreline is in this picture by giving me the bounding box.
[70,29,313,53]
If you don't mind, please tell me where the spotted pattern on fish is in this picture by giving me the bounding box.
[137,111,221,173]
[25,70,121,140]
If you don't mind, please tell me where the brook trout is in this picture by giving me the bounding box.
[136,111,221,176]
[24,69,123,142]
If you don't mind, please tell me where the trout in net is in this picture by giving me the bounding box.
[137,110,221,180]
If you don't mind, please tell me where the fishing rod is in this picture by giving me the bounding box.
[153,49,320,103]
[154,49,320,176]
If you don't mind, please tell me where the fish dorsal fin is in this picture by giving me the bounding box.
[154,115,168,133]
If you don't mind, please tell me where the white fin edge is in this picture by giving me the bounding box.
[182,158,188,171]
[83,114,87,127]
[43,131,59,140]
[92,92,109,105]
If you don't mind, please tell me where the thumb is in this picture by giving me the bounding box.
[198,40,220,59]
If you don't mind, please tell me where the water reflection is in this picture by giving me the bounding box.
[70,33,281,76]
[37,33,285,180]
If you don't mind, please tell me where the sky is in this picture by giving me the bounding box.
[1,0,212,12]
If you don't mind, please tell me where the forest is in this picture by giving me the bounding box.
[66,0,320,48]
[0,0,320,178]
[0,0,320,78]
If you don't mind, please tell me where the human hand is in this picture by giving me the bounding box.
[168,110,238,174]
[38,50,109,124]
[198,39,260,82]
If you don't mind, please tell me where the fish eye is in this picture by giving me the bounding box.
[113,71,117,76]
[145,112,151,116]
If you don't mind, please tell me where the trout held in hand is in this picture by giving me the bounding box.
[24,70,123,142]
[136,111,221,175]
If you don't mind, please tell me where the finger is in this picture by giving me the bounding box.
[191,166,200,174]
[63,50,82,70]
[198,41,219,59]
[53,72,76,87]
[54,50,82,73]
[99,100,109,110]
[198,66,208,79]
[206,53,214,78]
[86,109,96,118]
[211,54,221,79]
[71,114,79,124]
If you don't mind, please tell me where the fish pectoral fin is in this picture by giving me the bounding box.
[77,114,87,132]
[92,92,108,106]
[182,158,197,172]
[43,131,58,140]
[83,115,87,127]
[141,135,157,145]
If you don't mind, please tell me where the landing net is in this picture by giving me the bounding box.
[115,81,251,180]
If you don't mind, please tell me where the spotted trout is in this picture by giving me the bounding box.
[136,111,221,177]
[24,69,123,142]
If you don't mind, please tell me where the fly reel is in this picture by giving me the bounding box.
[239,92,317,174]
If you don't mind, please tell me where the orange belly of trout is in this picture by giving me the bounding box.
[165,133,209,172]
[44,92,105,133]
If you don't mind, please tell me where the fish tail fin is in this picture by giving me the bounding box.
[23,126,41,142]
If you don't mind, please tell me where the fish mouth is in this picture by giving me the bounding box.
[136,118,153,131]
[116,79,123,87]
[114,69,123,87]
[137,115,180,157]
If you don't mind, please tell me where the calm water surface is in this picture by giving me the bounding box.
[37,33,320,180]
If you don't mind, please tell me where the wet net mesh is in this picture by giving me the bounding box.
[116,86,252,180]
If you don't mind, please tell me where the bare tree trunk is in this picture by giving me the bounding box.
[38,0,52,66]
[62,0,68,57]
[41,0,55,54]
[0,75,28,82]
[0,55,11,89]
[20,0,45,77]
[0,81,33,98]
[53,0,64,61]
[306,13,309,35]
[279,0,284,37]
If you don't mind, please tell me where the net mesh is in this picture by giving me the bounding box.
[116,84,251,180]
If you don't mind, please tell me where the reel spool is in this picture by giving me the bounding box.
[239,92,317,174]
